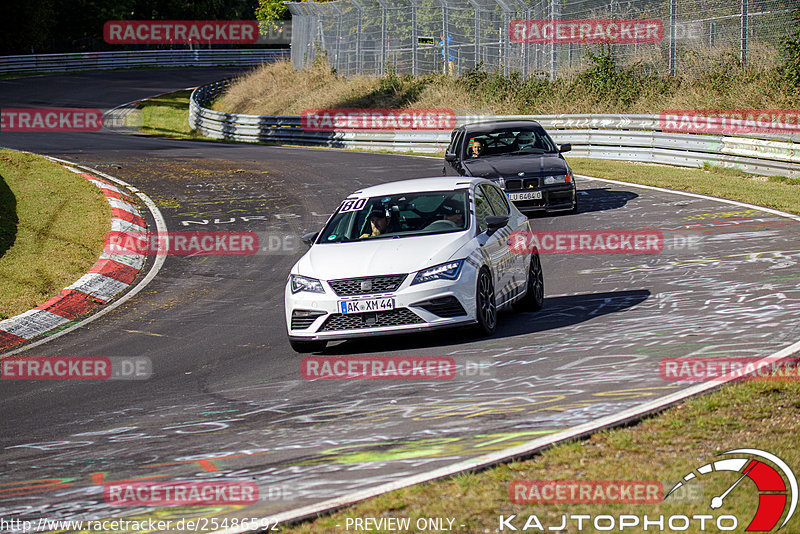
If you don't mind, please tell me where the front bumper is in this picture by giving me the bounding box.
[285,266,479,341]
[505,183,576,212]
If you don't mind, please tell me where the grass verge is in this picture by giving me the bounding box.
[0,150,110,320]
[132,89,206,140]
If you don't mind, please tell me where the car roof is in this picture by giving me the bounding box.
[351,176,486,197]
[460,119,543,135]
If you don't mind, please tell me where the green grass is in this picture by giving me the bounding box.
[133,89,206,140]
[0,150,110,320]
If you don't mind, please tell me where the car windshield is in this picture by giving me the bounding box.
[318,190,469,243]
[467,127,558,158]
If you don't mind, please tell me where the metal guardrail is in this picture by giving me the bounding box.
[0,49,289,75]
[189,80,800,178]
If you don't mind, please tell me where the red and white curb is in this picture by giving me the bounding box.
[0,160,163,353]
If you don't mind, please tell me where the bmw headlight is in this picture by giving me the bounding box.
[411,259,465,285]
[543,172,573,185]
[543,174,567,185]
[290,274,325,294]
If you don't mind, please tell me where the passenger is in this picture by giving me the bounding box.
[470,139,485,158]
[360,210,391,238]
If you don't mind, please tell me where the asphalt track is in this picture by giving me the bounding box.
[1,69,799,532]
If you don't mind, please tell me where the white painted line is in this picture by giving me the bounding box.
[1,158,168,357]
[575,174,800,223]
[0,310,70,340]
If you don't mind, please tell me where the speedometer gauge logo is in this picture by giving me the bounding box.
[665,449,798,531]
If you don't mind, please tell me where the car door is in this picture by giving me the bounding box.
[444,129,465,176]
[474,184,505,295]
[482,183,527,302]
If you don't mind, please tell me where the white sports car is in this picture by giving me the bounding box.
[284,176,543,353]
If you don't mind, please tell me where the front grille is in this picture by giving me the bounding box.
[291,310,326,329]
[413,296,468,318]
[328,274,407,296]
[505,178,540,191]
[320,308,424,331]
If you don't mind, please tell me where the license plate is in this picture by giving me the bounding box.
[339,298,395,314]
[508,191,543,201]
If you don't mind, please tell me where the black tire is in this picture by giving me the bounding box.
[513,253,544,312]
[289,339,327,353]
[474,268,497,336]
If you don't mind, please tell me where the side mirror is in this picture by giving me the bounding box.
[485,215,509,236]
[444,153,458,162]
[559,143,572,153]
[301,231,319,247]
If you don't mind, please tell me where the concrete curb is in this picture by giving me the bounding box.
[0,165,148,352]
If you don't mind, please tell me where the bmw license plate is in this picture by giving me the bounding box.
[508,191,543,201]
[339,298,395,314]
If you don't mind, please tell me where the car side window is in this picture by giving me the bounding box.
[448,130,463,157]
[474,186,494,233]
[483,184,510,216]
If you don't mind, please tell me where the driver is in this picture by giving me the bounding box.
[360,209,391,238]
[470,139,485,158]
[440,199,464,227]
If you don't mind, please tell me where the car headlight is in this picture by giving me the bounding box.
[290,274,325,294]
[411,259,465,285]
[543,174,568,185]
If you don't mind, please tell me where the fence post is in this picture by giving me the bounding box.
[549,0,558,81]
[442,3,450,75]
[411,0,418,75]
[332,3,343,72]
[740,0,748,65]
[669,0,677,76]
[350,0,364,74]
[376,0,387,75]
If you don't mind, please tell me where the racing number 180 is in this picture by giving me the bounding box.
[340,198,367,213]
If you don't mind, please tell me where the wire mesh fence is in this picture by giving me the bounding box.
[285,0,796,78]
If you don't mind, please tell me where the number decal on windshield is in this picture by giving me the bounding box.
[339,197,368,213]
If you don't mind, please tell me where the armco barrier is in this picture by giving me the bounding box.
[189,80,800,177]
[0,49,288,75]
